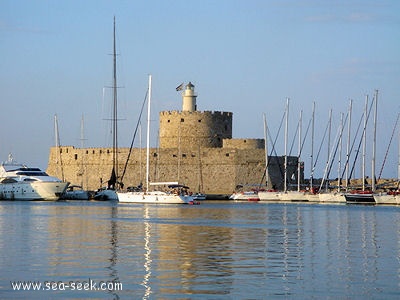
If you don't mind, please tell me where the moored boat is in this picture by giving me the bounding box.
[229,190,260,201]
[374,191,400,205]
[118,183,195,204]
[61,185,91,200]
[116,76,195,205]
[345,190,375,204]
[0,154,69,201]
[258,190,281,201]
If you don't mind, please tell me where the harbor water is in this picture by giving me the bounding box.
[1,200,399,299]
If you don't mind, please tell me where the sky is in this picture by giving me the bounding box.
[1,0,399,179]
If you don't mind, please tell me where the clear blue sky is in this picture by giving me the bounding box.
[1,0,399,179]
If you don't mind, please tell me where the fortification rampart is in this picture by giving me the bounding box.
[47,145,300,194]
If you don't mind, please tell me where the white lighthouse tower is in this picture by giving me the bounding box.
[182,82,197,112]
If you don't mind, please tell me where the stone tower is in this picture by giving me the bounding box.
[159,82,233,150]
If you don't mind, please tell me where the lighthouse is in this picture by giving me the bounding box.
[182,82,197,112]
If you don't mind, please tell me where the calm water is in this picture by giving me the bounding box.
[1,200,399,299]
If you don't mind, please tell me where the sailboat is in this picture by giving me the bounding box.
[94,17,119,201]
[374,111,400,204]
[117,75,196,204]
[345,91,378,204]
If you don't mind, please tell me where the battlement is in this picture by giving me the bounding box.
[159,110,233,149]
[160,110,232,117]
[223,138,265,150]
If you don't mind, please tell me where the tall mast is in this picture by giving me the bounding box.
[298,110,302,192]
[112,16,118,181]
[371,90,378,192]
[338,112,343,192]
[146,75,152,192]
[362,95,368,191]
[345,99,352,191]
[398,120,400,181]
[263,113,269,188]
[54,114,64,182]
[284,98,289,192]
[310,101,315,190]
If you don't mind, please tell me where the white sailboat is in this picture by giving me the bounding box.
[117,75,196,204]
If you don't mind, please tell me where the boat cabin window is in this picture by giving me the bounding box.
[17,171,48,176]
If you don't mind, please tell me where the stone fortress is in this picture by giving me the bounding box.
[46,82,301,195]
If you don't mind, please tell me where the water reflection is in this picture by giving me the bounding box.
[0,202,399,298]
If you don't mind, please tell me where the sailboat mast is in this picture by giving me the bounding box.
[398,121,400,181]
[284,98,289,192]
[310,101,315,190]
[362,95,368,191]
[371,90,378,192]
[263,113,269,188]
[298,110,302,192]
[338,112,343,192]
[54,114,64,182]
[112,16,118,181]
[345,99,352,191]
[146,75,152,192]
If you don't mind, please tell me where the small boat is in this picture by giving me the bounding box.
[0,154,69,201]
[93,188,118,201]
[345,190,375,204]
[229,190,260,201]
[374,191,400,205]
[61,185,91,200]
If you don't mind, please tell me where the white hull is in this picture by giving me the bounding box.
[279,191,309,202]
[374,193,400,205]
[258,191,281,201]
[0,181,69,201]
[229,191,259,201]
[117,191,194,204]
[318,192,346,203]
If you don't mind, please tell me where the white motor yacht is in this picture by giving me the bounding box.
[0,154,69,201]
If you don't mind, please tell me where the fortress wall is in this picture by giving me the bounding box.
[159,110,232,149]
[47,146,300,194]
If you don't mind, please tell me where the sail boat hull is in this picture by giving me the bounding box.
[117,191,193,204]
[345,192,375,204]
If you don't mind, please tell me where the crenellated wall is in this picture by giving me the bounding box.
[159,110,232,149]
